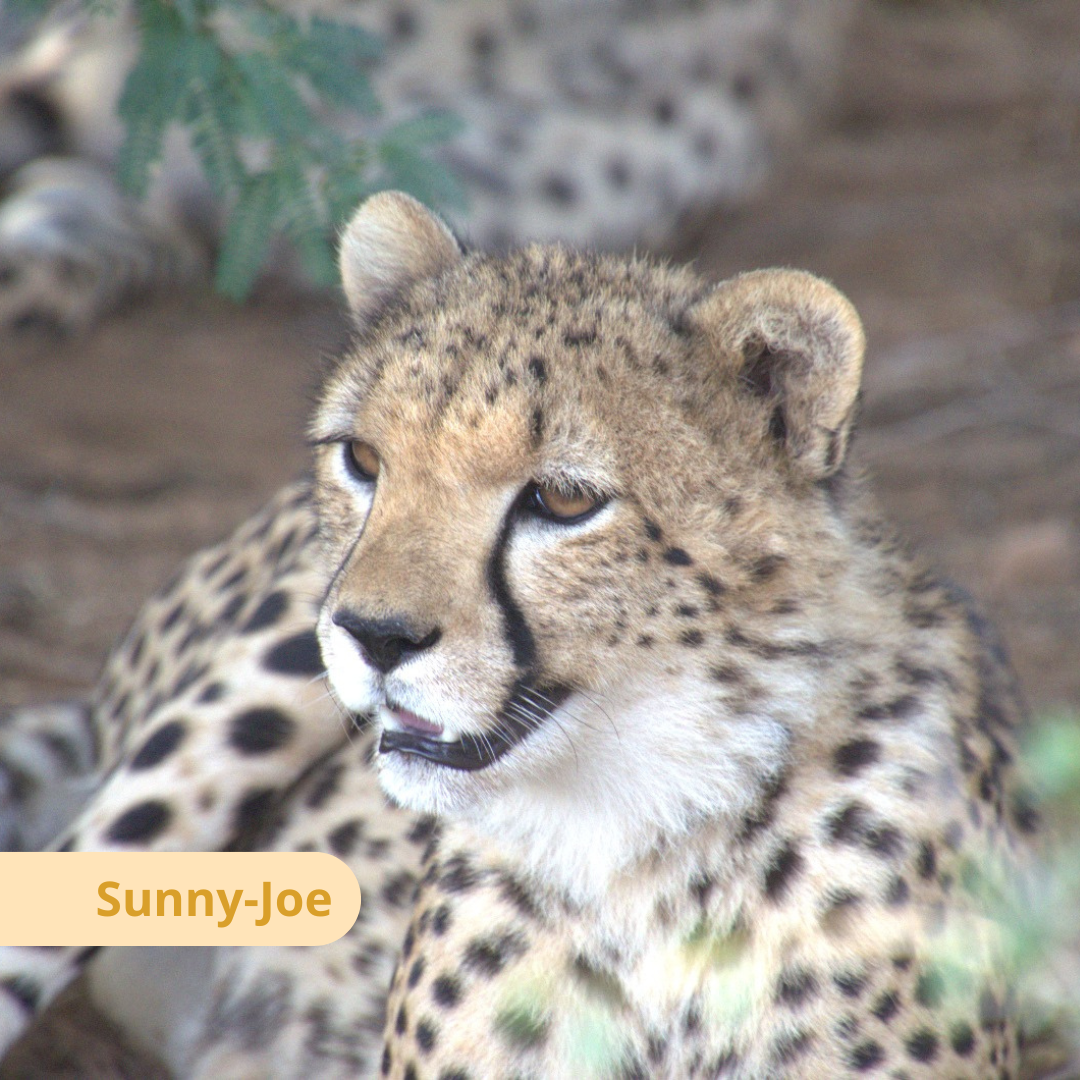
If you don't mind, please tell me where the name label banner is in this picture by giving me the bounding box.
[0,852,361,945]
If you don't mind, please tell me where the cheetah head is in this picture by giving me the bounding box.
[313,192,865,896]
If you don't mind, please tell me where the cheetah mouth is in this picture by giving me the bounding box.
[378,683,571,771]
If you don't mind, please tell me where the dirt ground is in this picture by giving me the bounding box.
[1,0,1079,1074]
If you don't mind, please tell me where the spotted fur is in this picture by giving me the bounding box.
[1,193,1035,1078]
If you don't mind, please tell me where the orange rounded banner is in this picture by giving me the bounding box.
[0,852,361,946]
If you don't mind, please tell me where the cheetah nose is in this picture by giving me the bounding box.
[332,610,442,674]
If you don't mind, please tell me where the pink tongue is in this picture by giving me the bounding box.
[393,708,443,737]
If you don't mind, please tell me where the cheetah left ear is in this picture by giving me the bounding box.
[337,191,463,330]
[691,269,866,481]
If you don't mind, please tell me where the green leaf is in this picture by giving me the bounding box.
[280,40,382,117]
[379,139,467,212]
[187,82,246,199]
[115,24,197,196]
[214,172,282,299]
[382,110,464,148]
[231,51,313,142]
[306,16,383,65]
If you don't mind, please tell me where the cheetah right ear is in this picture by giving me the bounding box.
[338,191,463,330]
[690,269,866,481]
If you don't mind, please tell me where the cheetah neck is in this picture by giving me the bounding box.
[454,668,805,910]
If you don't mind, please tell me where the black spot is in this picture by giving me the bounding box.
[646,1035,668,1064]
[776,967,818,1006]
[230,787,278,842]
[826,801,870,844]
[404,1064,417,1080]
[463,932,526,977]
[440,854,478,893]
[833,738,881,777]
[407,957,426,988]
[916,839,937,880]
[395,1003,408,1035]
[950,1021,975,1056]
[305,761,345,810]
[497,873,539,920]
[471,27,496,57]
[381,1046,392,1075]
[416,1018,437,1053]
[872,990,900,1023]
[432,974,462,1008]
[750,553,786,581]
[227,707,295,754]
[732,72,757,101]
[563,327,597,348]
[408,816,438,846]
[432,904,452,936]
[106,800,171,843]
[328,820,361,857]
[160,600,186,633]
[606,158,631,189]
[662,547,693,566]
[438,1071,469,1080]
[772,1029,812,1064]
[263,630,324,677]
[906,1028,939,1062]
[1,975,40,1012]
[390,7,418,39]
[643,519,663,542]
[242,591,289,633]
[129,720,186,770]
[528,356,547,383]
[198,682,225,704]
[866,824,903,859]
[382,871,417,909]
[220,567,247,591]
[679,629,705,648]
[653,97,676,124]
[834,970,867,998]
[541,175,576,206]
[763,840,804,900]
[849,1040,885,1070]
[886,876,910,906]
[1011,789,1040,834]
[219,594,245,625]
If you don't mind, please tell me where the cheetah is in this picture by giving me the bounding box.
[0,0,858,333]
[1,191,1036,1077]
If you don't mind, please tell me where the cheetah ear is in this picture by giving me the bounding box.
[338,191,463,330]
[692,269,866,480]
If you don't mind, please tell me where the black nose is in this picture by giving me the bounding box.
[332,610,442,674]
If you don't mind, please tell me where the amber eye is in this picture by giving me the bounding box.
[345,440,380,482]
[524,481,604,523]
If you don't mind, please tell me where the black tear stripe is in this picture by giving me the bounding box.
[486,505,537,670]
[378,510,570,770]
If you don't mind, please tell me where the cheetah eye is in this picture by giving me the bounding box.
[522,481,605,524]
[344,440,380,482]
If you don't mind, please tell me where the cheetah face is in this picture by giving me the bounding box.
[311,194,865,883]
